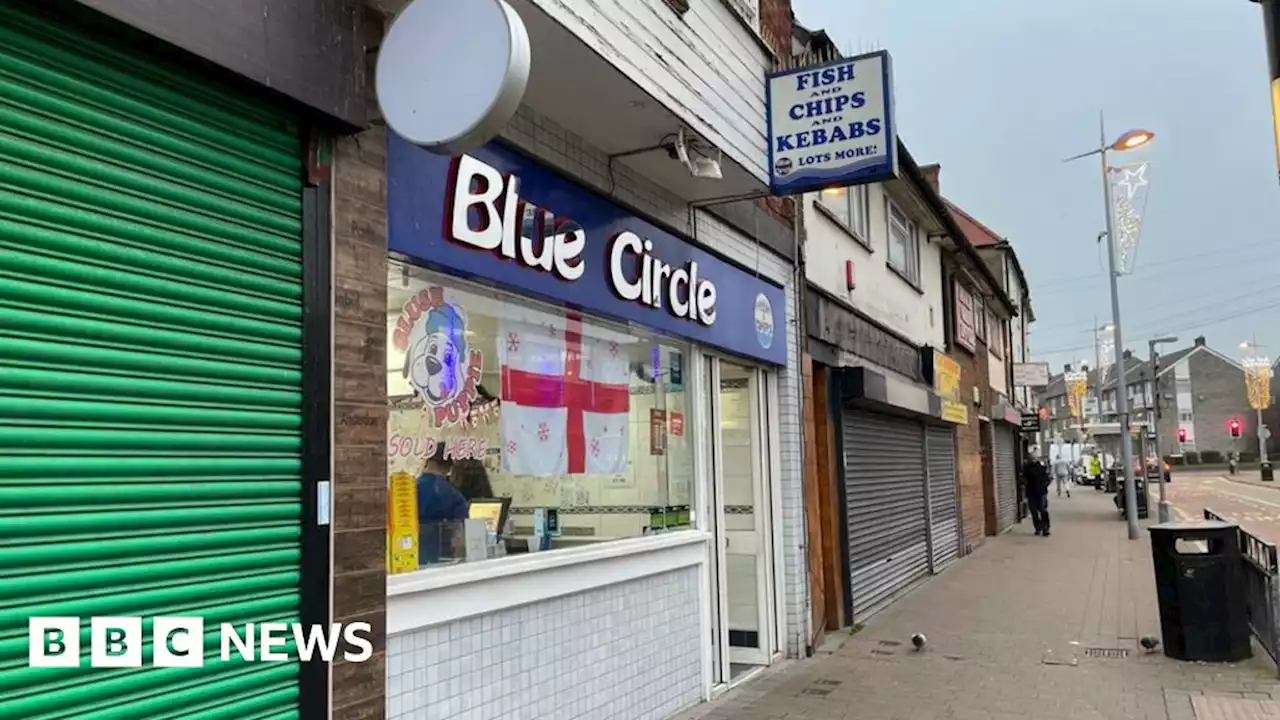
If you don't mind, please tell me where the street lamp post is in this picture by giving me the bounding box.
[1249,0,1280,183]
[1149,336,1178,523]
[1064,117,1154,540]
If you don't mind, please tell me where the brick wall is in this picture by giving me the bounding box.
[758,0,792,60]
[757,0,795,231]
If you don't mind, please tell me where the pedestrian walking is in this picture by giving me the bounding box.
[1023,452,1053,536]
[1052,455,1072,498]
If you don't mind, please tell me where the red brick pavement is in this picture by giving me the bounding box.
[672,491,1280,720]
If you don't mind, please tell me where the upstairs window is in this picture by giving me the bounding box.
[988,311,1004,359]
[886,200,920,285]
[819,185,870,244]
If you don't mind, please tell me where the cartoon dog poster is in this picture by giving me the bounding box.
[392,286,484,428]
[406,303,467,406]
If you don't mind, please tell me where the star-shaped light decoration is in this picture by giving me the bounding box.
[1108,162,1152,276]
[1114,163,1148,200]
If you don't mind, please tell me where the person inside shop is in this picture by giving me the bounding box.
[417,441,469,565]
[450,458,495,500]
[1022,450,1053,537]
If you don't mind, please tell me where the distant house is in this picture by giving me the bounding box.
[1037,337,1257,460]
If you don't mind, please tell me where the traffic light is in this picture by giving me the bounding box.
[1230,419,1242,439]
[1178,427,1188,443]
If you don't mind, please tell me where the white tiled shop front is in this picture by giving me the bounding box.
[387,569,702,720]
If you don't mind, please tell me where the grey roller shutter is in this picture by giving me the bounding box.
[993,427,1018,532]
[925,425,960,571]
[842,409,929,622]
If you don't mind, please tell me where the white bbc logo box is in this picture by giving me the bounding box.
[29,617,206,668]
[29,617,373,667]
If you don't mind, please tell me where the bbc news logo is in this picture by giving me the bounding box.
[28,617,374,668]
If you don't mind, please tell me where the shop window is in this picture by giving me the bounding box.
[386,261,695,574]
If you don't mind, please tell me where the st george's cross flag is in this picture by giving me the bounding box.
[498,309,631,477]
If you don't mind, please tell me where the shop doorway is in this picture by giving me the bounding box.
[705,356,777,684]
[980,419,997,535]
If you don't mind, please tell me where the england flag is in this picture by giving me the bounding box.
[499,309,631,477]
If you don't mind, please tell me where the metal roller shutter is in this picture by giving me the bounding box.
[993,426,1018,532]
[0,4,305,718]
[842,409,929,622]
[925,425,960,571]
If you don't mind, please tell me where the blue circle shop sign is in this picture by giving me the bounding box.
[386,133,788,366]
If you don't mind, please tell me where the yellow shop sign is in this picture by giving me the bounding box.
[934,351,968,424]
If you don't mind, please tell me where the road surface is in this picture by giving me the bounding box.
[1160,469,1280,544]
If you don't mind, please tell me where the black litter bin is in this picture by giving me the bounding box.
[1262,462,1274,482]
[1114,477,1149,519]
[1149,521,1252,662]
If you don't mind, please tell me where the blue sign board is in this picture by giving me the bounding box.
[765,50,897,195]
[387,132,788,366]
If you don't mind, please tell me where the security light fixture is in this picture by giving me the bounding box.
[673,128,723,180]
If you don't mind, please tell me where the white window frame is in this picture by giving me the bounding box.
[987,310,1004,359]
[818,185,870,245]
[886,199,920,285]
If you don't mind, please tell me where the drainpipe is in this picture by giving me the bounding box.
[793,198,813,658]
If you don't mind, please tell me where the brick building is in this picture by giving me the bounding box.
[929,169,1031,545]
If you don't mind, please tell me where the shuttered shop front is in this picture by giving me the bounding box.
[924,425,960,571]
[0,5,310,718]
[842,410,928,622]
[993,426,1018,532]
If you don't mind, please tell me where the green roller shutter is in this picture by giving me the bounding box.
[0,3,306,719]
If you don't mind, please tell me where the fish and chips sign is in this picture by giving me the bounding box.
[766,50,897,195]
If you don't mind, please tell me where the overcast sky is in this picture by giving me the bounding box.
[791,0,1280,374]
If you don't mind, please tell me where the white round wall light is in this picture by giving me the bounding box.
[376,0,531,154]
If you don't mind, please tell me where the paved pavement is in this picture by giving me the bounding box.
[672,487,1280,720]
